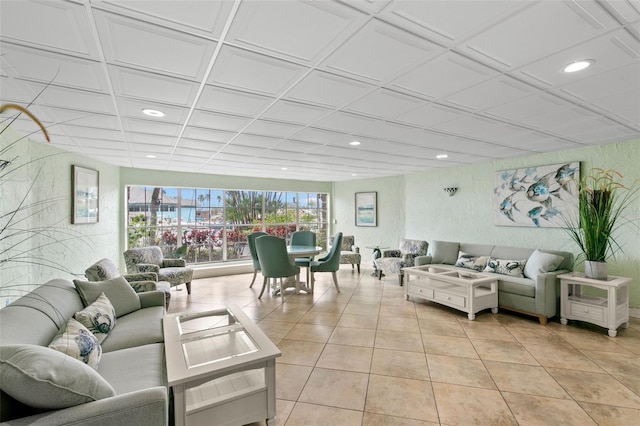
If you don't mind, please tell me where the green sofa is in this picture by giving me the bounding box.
[415,241,574,325]
[0,279,168,425]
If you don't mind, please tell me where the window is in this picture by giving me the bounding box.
[126,186,328,265]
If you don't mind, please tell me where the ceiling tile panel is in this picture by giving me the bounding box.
[461,1,616,68]
[345,88,424,118]
[486,93,571,123]
[93,10,217,79]
[591,92,640,125]
[122,117,181,136]
[42,107,120,130]
[95,0,232,38]
[352,121,418,141]
[198,85,274,116]
[314,111,378,133]
[227,0,363,63]
[391,52,496,99]
[557,63,640,105]
[208,46,306,96]
[182,127,235,143]
[127,132,177,146]
[243,119,303,138]
[261,100,331,125]
[0,1,99,58]
[322,20,441,82]
[189,110,251,132]
[292,127,346,144]
[380,0,526,45]
[272,139,324,153]
[29,84,116,114]
[446,76,536,111]
[285,70,374,108]
[1,44,109,92]
[394,103,467,128]
[56,125,123,142]
[178,138,226,151]
[231,134,281,148]
[109,66,199,105]
[129,142,174,154]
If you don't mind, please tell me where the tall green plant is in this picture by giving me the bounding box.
[561,168,639,263]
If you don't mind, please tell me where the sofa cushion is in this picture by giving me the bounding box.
[74,276,141,317]
[73,293,116,343]
[497,276,536,298]
[484,258,527,278]
[0,344,115,409]
[430,241,460,265]
[524,249,564,280]
[100,306,165,352]
[455,252,489,272]
[99,343,166,395]
[48,318,102,370]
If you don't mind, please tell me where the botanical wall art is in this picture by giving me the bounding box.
[355,192,377,227]
[493,162,580,228]
[72,165,99,224]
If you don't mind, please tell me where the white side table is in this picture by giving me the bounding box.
[558,272,631,337]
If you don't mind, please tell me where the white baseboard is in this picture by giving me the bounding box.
[629,307,640,319]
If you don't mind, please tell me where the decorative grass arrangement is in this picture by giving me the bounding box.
[561,168,639,271]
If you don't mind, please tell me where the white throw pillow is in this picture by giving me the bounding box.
[524,249,564,280]
[49,318,102,370]
[484,258,527,278]
[73,293,116,343]
[455,251,489,272]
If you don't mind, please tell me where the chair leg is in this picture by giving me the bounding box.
[357,263,360,274]
[331,271,340,293]
[258,277,268,299]
[250,270,257,288]
[378,270,382,280]
[310,271,315,294]
[186,282,192,294]
[398,274,403,286]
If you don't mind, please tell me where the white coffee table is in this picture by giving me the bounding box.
[164,305,281,426]
[403,265,498,320]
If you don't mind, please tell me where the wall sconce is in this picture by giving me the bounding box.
[443,187,458,196]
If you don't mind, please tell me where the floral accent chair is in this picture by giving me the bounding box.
[374,239,428,286]
[123,246,194,294]
[339,235,361,273]
[84,258,171,308]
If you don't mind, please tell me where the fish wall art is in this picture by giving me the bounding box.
[493,162,580,228]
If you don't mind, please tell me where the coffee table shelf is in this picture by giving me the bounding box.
[403,265,498,320]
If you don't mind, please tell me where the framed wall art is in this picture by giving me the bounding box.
[355,191,377,227]
[493,161,579,228]
[72,165,99,224]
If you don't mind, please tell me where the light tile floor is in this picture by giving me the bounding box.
[168,267,640,425]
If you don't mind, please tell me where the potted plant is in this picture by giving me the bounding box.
[561,168,639,280]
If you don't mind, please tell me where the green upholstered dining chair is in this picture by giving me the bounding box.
[255,235,300,299]
[310,232,343,294]
[248,231,268,288]
[290,230,316,283]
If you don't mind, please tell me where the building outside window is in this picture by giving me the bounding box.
[126,186,329,265]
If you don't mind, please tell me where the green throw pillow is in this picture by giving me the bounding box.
[74,276,141,317]
[73,293,116,343]
[48,318,102,370]
[0,344,115,409]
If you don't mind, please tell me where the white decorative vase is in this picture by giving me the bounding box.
[585,261,608,280]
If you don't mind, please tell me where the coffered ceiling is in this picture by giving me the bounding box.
[1,0,638,181]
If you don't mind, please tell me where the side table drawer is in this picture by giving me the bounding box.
[569,301,604,322]
[434,291,465,308]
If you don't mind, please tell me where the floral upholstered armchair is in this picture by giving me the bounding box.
[339,235,361,273]
[123,246,194,294]
[84,258,171,308]
[374,239,428,285]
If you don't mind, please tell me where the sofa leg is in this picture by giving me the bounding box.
[186,282,192,295]
[538,315,548,326]
[378,270,382,280]
[398,274,403,286]
[357,263,360,274]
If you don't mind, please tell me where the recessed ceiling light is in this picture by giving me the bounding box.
[146,154,157,159]
[349,141,361,146]
[436,154,448,159]
[351,173,358,176]
[281,167,288,171]
[562,59,594,73]
[141,108,165,117]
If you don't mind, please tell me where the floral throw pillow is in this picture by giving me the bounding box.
[73,293,116,343]
[484,258,527,278]
[455,252,489,272]
[49,318,102,370]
